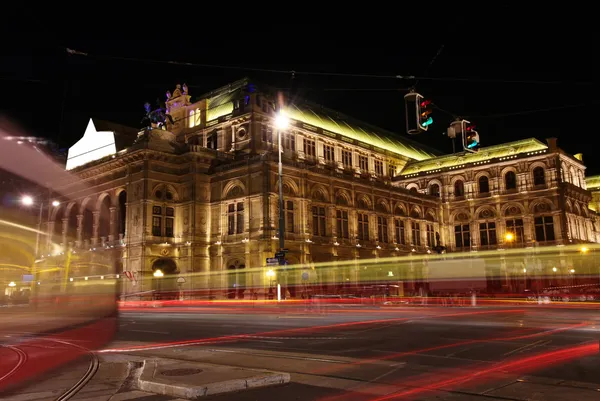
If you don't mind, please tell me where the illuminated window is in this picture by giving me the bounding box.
[336,210,349,239]
[357,213,369,241]
[312,206,326,236]
[505,218,524,243]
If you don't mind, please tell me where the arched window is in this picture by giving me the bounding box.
[478,176,489,194]
[454,180,464,197]
[409,187,418,193]
[429,184,440,197]
[505,171,517,190]
[533,167,545,186]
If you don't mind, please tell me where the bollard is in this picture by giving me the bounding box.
[471,292,476,307]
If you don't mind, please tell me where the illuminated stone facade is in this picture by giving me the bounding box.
[43,79,600,296]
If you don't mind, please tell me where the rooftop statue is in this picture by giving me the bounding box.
[141,100,174,130]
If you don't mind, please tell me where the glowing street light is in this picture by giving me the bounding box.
[504,232,514,242]
[275,112,289,130]
[8,281,16,287]
[579,246,589,253]
[153,269,164,278]
[266,269,275,278]
[52,200,60,207]
[21,195,34,206]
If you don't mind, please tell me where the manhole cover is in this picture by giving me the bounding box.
[160,368,203,377]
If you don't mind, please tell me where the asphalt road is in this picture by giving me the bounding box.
[106,304,600,400]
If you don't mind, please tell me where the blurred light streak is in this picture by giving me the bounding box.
[366,342,599,401]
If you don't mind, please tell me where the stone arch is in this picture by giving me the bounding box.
[152,257,178,274]
[574,203,582,216]
[425,209,437,222]
[450,209,471,223]
[475,171,491,194]
[530,162,547,186]
[406,183,419,191]
[335,189,352,206]
[151,258,179,299]
[393,202,407,216]
[95,192,112,211]
[375,199,390,214]
[427,179,442,197]
[222,179,246,200]
[450,174,467,186]
[281,177,299,197]
[529,198,554,214]
[356,194,372,210]
[502,202,526,217]
[565,200,573,213]
[501,166,518,190]
[475,205,496,220]
[80,197,95,241]
[164,184,179,201]
[97,194,112,239]
[409,205,422,219]
[310,184,329,202]
[225,257,247,299]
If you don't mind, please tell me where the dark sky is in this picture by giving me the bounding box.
[1,13,596,172]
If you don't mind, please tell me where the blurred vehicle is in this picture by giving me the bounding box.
[0,125,117,393]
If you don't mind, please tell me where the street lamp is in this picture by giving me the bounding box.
[153,269,164,277]
[275,111,289,253]
[21,195,60,258]
[8,281,16,287]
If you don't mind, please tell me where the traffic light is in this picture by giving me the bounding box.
[462,120,480,152]
[419,99,433,129]
[404,92,433,135]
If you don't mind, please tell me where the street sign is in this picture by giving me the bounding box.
[176,277,186,284]
[266,257,279,263]
[274,252,285,258]
[280,249,289,253]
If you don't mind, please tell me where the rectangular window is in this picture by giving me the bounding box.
[374,159,383,176]
[323,144,334,162]
[236,202,244,234]
[411,221,421,246]
[505,218,524,244]
[426,224,435,247]
[286,201,294,233]
[336,210,349,239]
[454,224,471,248]
[377,216,388,243]
[153,206,162,215]
[227,204,235,235]
[534,216,555,242]
[342,150,352,168]
[261,125,270,143]
[152,216,162,236]
[304,139,316,157]
[165,217,174,237]
[357,213,369,241]
[394,219,405,244]
[312,206,326,236]
[359,155,368,171]
[283,133,295,151]
[479,222,497,246]
[388,164,396,178]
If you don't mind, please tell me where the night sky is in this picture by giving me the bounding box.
[2,13,595,172]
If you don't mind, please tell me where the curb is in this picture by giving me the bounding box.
[136,359,290,398]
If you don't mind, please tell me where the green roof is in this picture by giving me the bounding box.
[400,138,548,176]
[197,77,437,161]
[586,175,600,190]
[285,103,436,161]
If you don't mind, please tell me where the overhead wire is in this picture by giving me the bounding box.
[63,47,594,87]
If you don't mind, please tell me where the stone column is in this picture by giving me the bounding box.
[109,207,117,242]
[92,211,101,246]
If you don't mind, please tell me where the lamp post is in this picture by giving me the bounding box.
[21,195,60,258]
[275,111,289,252]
